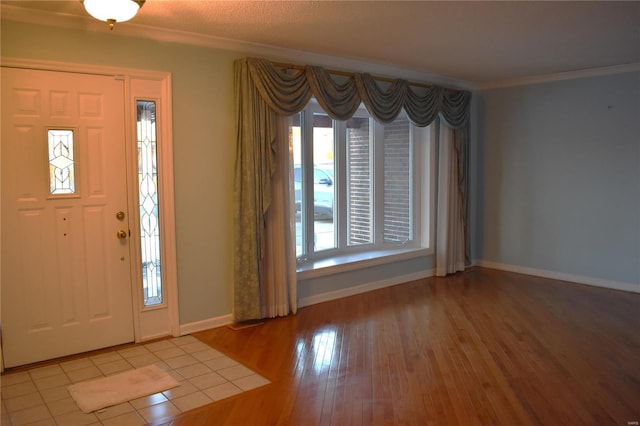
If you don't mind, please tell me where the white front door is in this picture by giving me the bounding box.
[1,67,135,368]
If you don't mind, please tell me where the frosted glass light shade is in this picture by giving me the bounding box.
[82,0,145,26]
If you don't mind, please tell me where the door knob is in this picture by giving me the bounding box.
[116,211,125,220]
[116,230,128,240]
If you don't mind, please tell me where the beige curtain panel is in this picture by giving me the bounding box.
[234,57,472,322]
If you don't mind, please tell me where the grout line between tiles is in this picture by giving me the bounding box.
[1,335,270,425]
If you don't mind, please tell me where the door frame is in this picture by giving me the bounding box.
[0,57,179,367]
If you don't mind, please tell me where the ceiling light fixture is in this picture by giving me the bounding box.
[81,0,145,30]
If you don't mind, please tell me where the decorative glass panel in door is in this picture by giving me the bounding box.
[137,101,163,306]
[48,129,76,195]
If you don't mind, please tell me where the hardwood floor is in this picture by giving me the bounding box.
[158,268,640,425]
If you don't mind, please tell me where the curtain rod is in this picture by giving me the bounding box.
[272,61,460,92]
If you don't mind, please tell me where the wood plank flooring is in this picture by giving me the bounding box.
[160,267,640,425]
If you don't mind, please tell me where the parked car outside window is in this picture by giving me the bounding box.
[294,165,334,219]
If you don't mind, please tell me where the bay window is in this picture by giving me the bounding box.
[292,100,433,267]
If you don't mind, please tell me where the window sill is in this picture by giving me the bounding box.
[296,247,433,280]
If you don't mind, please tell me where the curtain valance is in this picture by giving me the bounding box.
[244,57,471,128]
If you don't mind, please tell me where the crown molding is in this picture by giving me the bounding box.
[0,56,172,81]
[0,4,475,91]
[477,62,640,91]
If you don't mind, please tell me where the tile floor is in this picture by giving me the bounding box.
[0,335,270,426]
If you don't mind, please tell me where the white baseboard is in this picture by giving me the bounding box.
[298,269,435,308]
[176,263,637,336]
[176,271,435,335]
[475,260,640,293]
[179,314,234,336]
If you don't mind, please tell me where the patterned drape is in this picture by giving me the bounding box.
[234,57,471,321]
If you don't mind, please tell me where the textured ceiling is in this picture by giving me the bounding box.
[2,1,639,87]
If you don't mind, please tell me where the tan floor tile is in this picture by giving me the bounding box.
[191,348,225,362]
[217,364,255,381]
[53,410,99,426]
[66,365,103,383]
[1,371,32,388]
[174,362,213,380]
[60,357,94,373]
[233,374,270,391]
[90,352,123,365]
[162,380,198,400]
[129,392,168,410]
[188,372,227,390]
[1,339,260,425]
[117,346,151,359]
[94,402,134,421]
[169,335,199,346]
[167,370,184,382]
[151,361,170,371]
[39,385,71,403]
[33,373,71,391]
[98,359,133,376]
[3,391,44,413]
[163,354,198,370]
[203,356,239,371]
[137,400,181,423]
[126,353,160,368]
[154,347,187,360]
[179,341,212,354]
[203,382,243,401]
[20,418,57,426]
[47,396,81,416]
[3,381,38,399]
[8,404,52,426]
[28,364,64,380]
[101,411,146,426]
[144,340,176,353]
[171,391,212,412]
[1,402,10,426]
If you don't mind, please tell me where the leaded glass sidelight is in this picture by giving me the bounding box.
[137,101,163,307]
[48,129,76,195]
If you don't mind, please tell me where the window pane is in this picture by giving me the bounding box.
[294,102,423,267]
[313,112,336,252]
[48,129,76,195]
[347,117,372,245]
[137,101,162,306]
[291,113,304,257]
[383,114,412,243]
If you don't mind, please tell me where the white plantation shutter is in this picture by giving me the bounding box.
[383,115,412,243]
[347,117,373,245]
